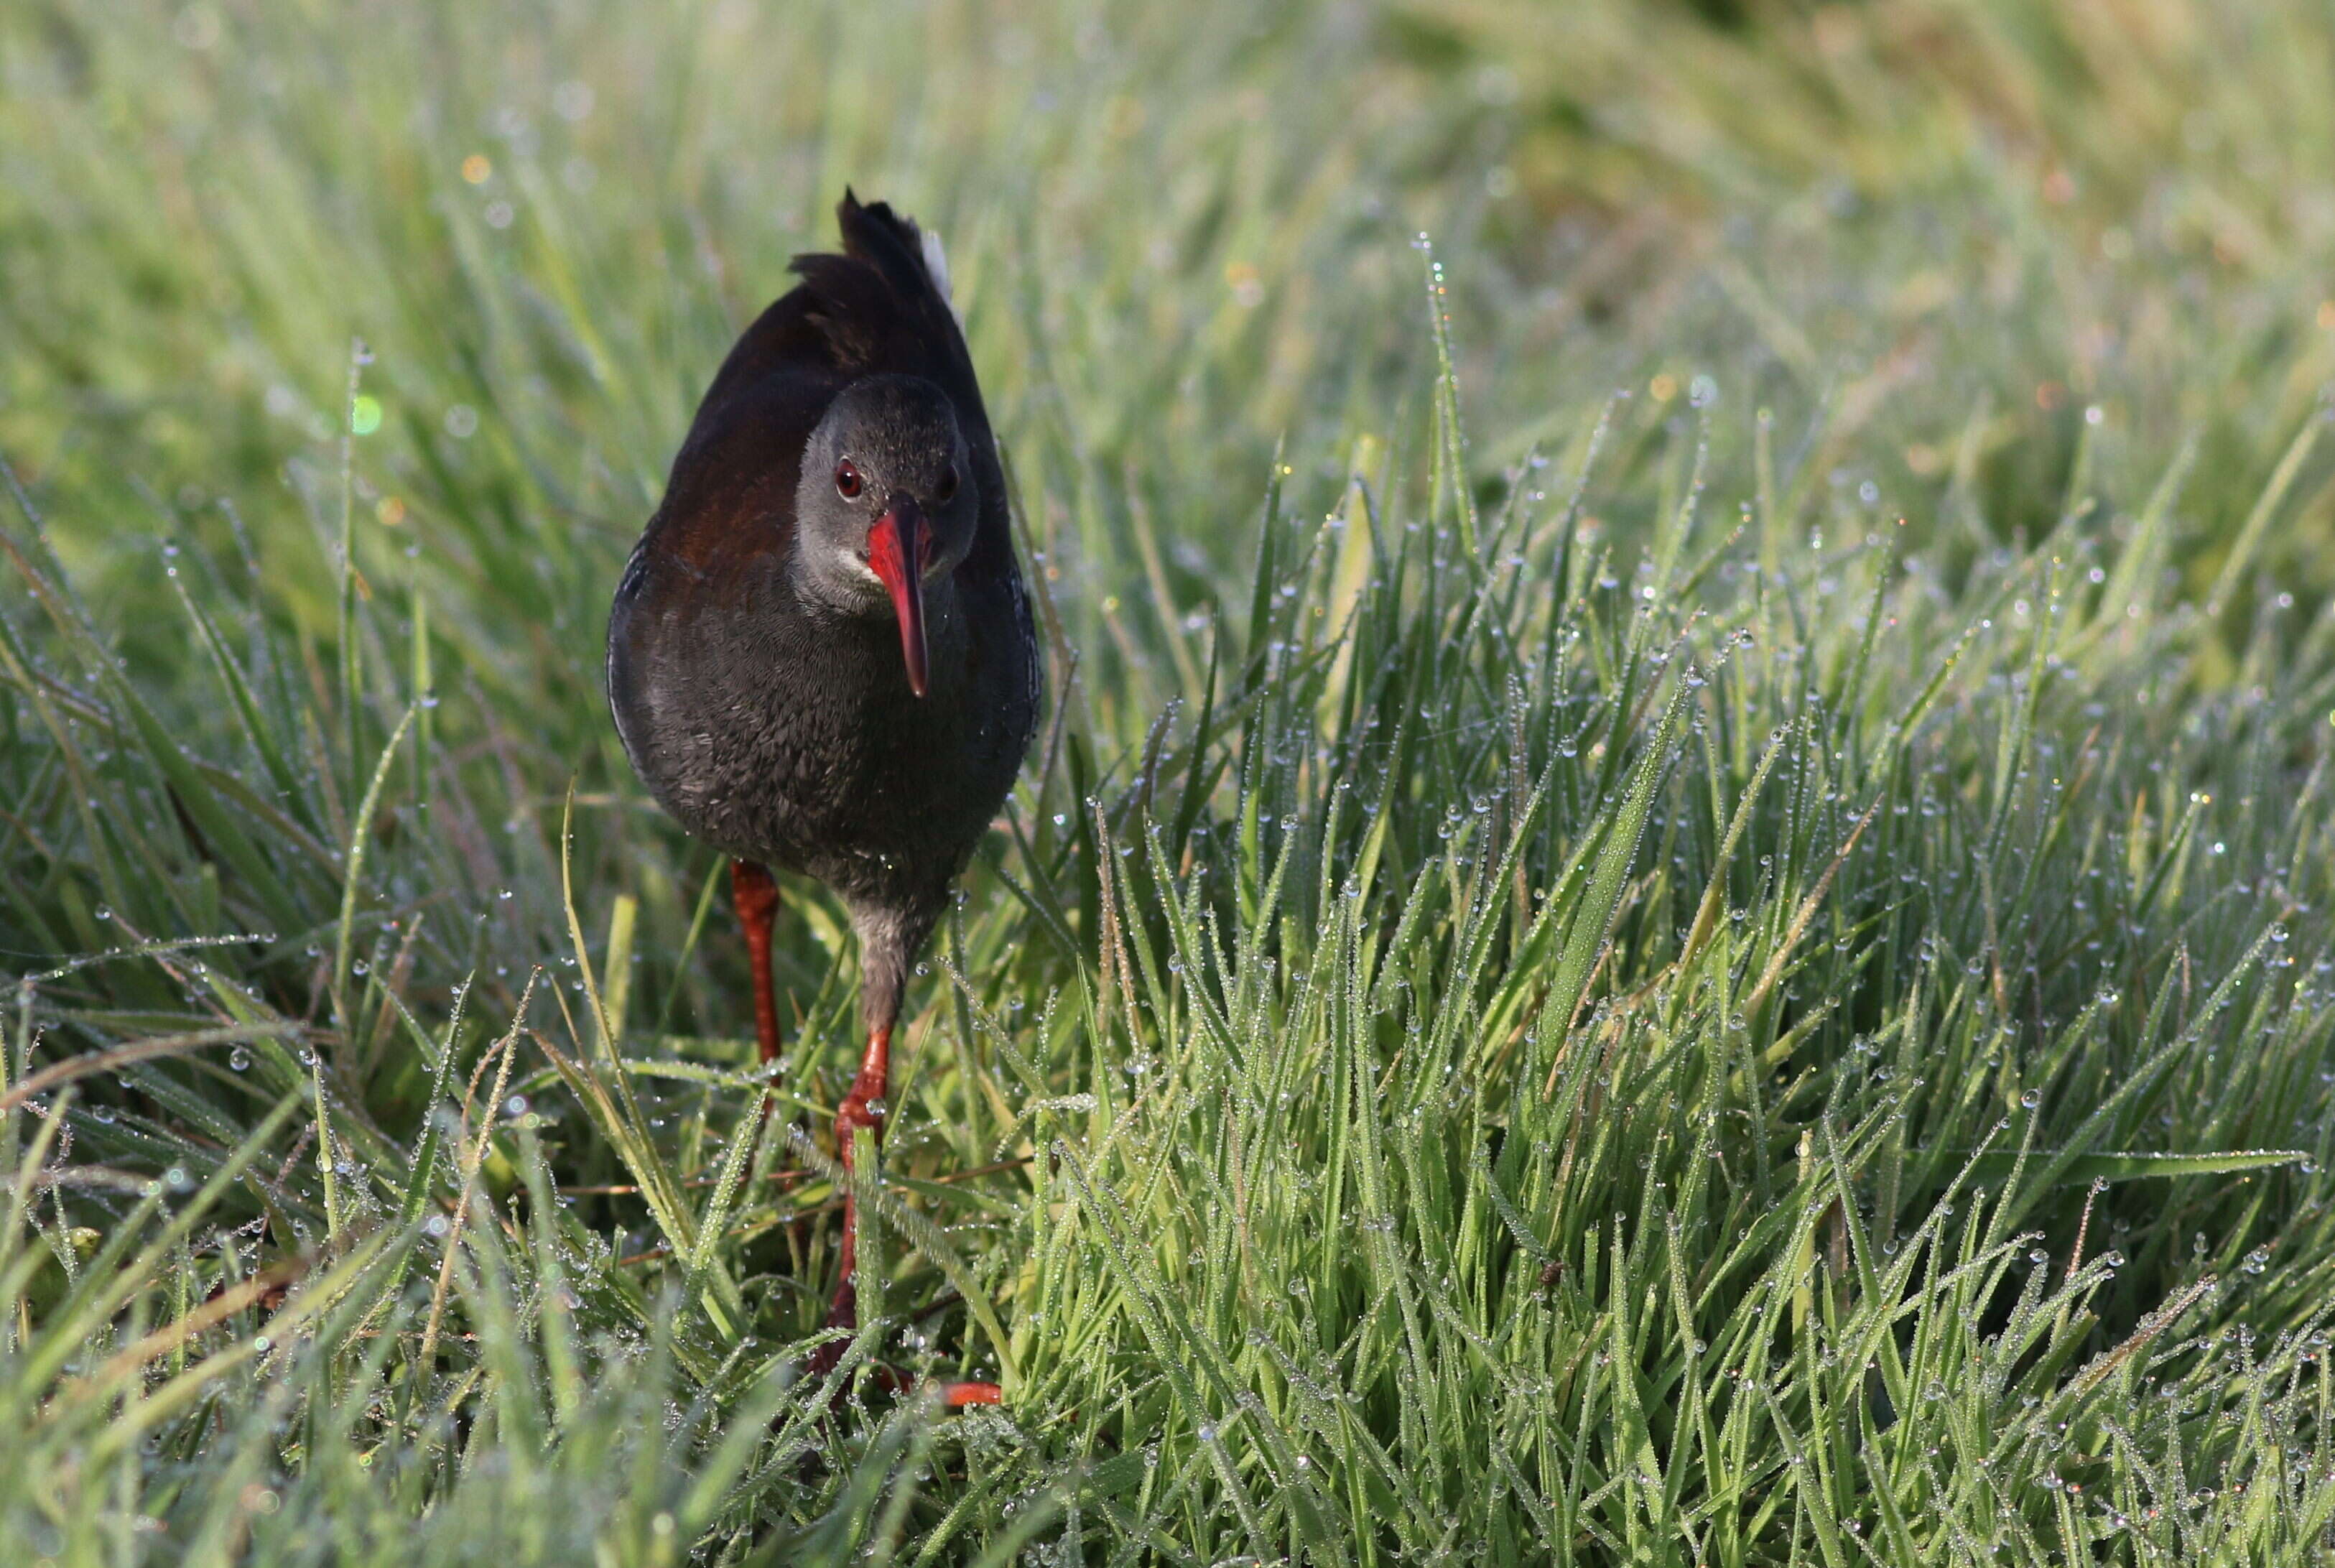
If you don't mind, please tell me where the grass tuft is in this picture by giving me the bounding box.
[4,0,2335,1562]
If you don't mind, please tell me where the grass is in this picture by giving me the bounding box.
[4,0,2335,1562]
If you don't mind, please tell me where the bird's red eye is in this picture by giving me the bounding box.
[935,464,960,504]
[835,460,863,499]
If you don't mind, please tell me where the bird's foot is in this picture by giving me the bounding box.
[937,1380,1003,1406]
[799,1332,1001,1409]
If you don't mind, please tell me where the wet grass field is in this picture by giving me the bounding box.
[4,1,2335,1561]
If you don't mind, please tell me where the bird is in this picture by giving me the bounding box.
[608,192,1040,1406]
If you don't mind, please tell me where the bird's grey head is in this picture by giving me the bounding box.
[792,375,978,696]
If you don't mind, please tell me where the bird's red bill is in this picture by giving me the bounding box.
[867,502,930,697]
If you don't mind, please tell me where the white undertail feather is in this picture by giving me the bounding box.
[918,227,962,326]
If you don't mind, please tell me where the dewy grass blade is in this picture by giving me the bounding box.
[1957,1148,2306,1186]
[2206,412,2321,615]
[381,975,473,1302]
[336,336,367,789]
[17,1089,305,1393]
[0,1024,300,1116]
[559,789,691,1235]
[1543,679,1686,1057]
[330,700,419,1043]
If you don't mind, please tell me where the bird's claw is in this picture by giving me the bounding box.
[799,1337,1001,1410]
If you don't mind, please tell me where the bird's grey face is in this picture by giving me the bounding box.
[793,375,978,696]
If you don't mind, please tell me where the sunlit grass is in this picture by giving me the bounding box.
[4,0,2335,1562]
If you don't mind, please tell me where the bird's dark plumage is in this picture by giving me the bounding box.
[608,192,1041,1033]
[608,193,1037,1404]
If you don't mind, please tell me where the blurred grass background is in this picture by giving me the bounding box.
[3,0,2335,1562]
[9,0,2335,676]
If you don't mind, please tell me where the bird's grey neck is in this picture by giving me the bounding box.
[852,901,941,1038]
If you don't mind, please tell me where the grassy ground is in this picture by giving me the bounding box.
[4,0,2335,1562]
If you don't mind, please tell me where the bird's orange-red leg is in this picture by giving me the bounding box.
[731,860,784,1067]
[826,1022,891,1328]
[814,1022,1003,1408]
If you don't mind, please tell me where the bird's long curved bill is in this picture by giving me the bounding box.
[867,500,930,697]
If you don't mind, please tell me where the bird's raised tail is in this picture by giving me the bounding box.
[684,192,975,432]
[833,189,955,315]
[831,187,961,337]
